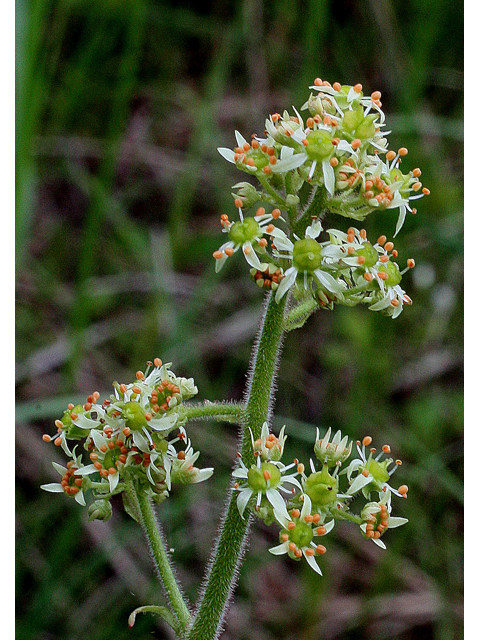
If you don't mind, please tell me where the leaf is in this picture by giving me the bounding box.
[128,605,180,634]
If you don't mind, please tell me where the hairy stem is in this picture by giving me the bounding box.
[178,401,246,424]
[126,479,191,635]
[187,293,287,640]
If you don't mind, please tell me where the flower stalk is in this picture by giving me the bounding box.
[186,293,287,640]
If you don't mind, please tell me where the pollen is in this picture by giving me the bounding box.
[362,436,372,446]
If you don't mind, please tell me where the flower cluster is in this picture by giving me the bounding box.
[215,80,428,318]
[233,423,408,574]
[41,359,213,517]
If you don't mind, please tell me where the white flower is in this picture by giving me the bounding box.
[41,447,96,506]
[273,223,345,303]
[314,427,352,466]
[269,494,334,575]
[360,490,408,549]
[213,206,285,273]
[251,422,287,462]
[346,436,408,499]
[232,454,302,520]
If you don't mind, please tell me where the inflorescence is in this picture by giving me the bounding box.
[233,425,408,575]
[214,79,428,318]
[41,359,213,516]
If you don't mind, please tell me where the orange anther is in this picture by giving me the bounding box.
[422,188,430,195]
[361,469,370,477]
[263,470,271,481]
[287,521,296,530]
[362,436,373,446]
[122,427,131,437]
[213,251,224,260]
[377,271,388,280]
[384,241,394,252]
[312,513,321,523]
[314,78,322,86]
[177,451,186,460]
[281,533,289,542]
[412,168,422,177]
[271,208,281,219]
[316,544,326,555]
[386,150,396,161]
[382,445,391,453]
[407,258,415,268]
[330,157,339,167]
[371,91,382,101]
[136,371,144,380]
[412,182,422,192]
[294,548,302,558]
[333,82,341,91]
[54,437,62,446]
[262,166,271,174]
[364,272,373,282]
[246,158,255,167]
[357,256,366,265]
[42,434,51,442]
[225,247,234,256]
[353,83,362,93]
[256,207,265,217]
[266,224,275,233]
[305,548,315,556]
[351,139,361,150]
[391,299,399,307]
[243,142,251,152]
[290,509,300,518]
[398,484,409,495]
[398,147,408,156]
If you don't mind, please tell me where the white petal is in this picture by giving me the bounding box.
[347,473,373,495]
[51,462,67,476]
[232,468,248,479]
[269,541,289,556]
[394,204,407,237]
[275,267,297,302]
[322,160,335,196]
[40,483,64,493]
[75,491,86,506]
[235,130,248,147]
[304,550,323,575]
[237,488,253,519]
[266,488,289,521]
[270,153,308,173]
[300,493,312,519]
[217,147,236,163]
[387,516,408,529]
[372,537,387,549]
[242,242,264,270]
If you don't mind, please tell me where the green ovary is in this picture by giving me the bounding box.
[247,462,281,492]
[293,238,323,272]
[122,401,148,430]
[365,458,391,488]
[228,217,262,246]
[378,261,402,286]
[305,467,338,505]
[289,521,313,548]
[305,129,334,160]
[356,242,378,268]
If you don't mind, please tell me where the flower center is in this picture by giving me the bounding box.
[289,520,313,548]
[228,217,262,246]
[305,129,334,160]
[292,238,323,273]
[304,467,338,505]
[247,462,281,492]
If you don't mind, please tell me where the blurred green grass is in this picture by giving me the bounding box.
[16,0,463,638]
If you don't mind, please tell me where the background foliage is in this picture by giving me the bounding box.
[16,0,463,638]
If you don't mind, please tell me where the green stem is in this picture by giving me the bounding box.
[330,507,362,525]
[187,293,287,640]
[178,401,246,424]
[126,479,191,634]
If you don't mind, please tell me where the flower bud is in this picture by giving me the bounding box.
[88,499,113,522]
[304,465,338,506]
